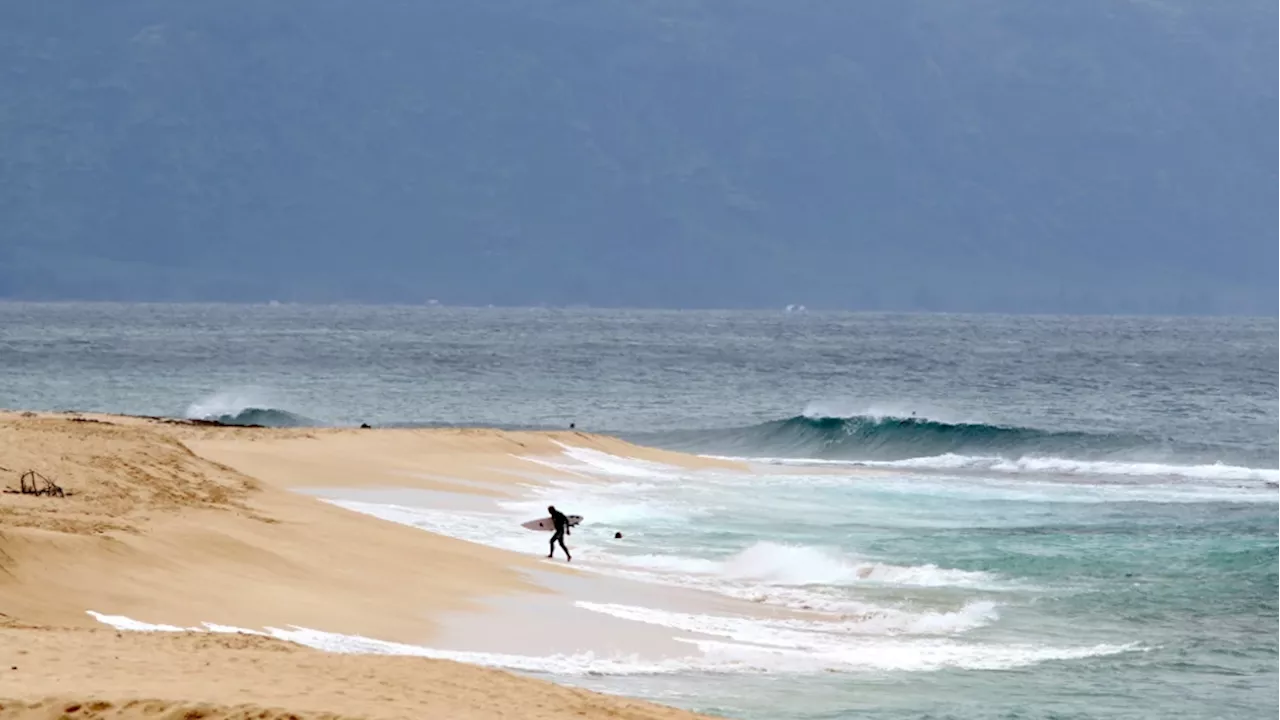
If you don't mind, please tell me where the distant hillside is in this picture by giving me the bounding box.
[1,1,1275,313]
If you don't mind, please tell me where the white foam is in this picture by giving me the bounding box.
[987,456,1280,484]
[323,499,535,554]
[86,611,703,675]
[577,600,999,639]
[798,401,973,425]
[496,476,705,526]
[88,609,1135,675]
[573,603,1134,672]
[324,494,1010,619]
[88,611,192,632]
[726,542,980,587]
[325,480,699,562]
[610,541,999,590]
[515,445,1007,593]
[523,443,685,481]
[292,496,1014,659]
[680,636,1140,673]
[751,452,1278,484]
[706,454,1277,500]
[570,541,1017,619]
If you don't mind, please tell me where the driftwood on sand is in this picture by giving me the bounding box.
[5,470,72,498]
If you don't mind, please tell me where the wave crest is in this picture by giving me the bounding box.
[196,407,314,427]
[184,390,316,428]
[737,414,1137,460]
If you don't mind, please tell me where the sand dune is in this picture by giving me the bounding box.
[0,412,547,638]
[0,411,721,719]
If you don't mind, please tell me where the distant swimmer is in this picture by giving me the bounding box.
[547,505,572,561]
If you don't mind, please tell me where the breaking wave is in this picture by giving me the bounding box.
[192,407,315,427]
[184,390,317,427]
[609,541,1001,590]
[645,413,1146,461]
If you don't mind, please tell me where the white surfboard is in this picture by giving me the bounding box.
[521,515,582,532]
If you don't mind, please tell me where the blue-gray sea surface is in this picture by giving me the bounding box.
[0,303,1275,720]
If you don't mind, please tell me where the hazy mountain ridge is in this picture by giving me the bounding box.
[1,1,1275,313]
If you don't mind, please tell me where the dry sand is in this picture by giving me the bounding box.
[182,422,742,495]
[0,625,702,720]
[0,411,730,719]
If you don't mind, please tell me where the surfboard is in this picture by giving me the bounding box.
[521,515,582,532]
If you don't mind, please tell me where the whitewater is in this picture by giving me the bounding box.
[291,426,1269,716]
[1,304,1275,720]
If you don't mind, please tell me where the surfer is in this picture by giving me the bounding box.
[547,505,572,561]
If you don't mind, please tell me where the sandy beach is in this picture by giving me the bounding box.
[0,411,733,719]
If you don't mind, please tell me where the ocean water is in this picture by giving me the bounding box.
[1,303,1276,719]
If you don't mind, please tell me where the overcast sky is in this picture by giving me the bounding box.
[0,1,1275,314]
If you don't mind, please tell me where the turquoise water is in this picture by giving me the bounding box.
[546,463,1276,719]
[0,303,1275,719]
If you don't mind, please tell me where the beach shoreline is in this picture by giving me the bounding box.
[0,409,731,719]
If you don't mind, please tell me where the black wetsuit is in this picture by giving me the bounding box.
[548,508,572,560]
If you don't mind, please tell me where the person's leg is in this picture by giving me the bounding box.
[548,530,561,558]
[557,534,571,561]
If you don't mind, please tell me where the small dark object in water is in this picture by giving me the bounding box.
[614,531,623,539]
[360,423,372,429]
[569,422,576,429]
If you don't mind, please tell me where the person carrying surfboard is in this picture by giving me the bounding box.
[547,505,572,561]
